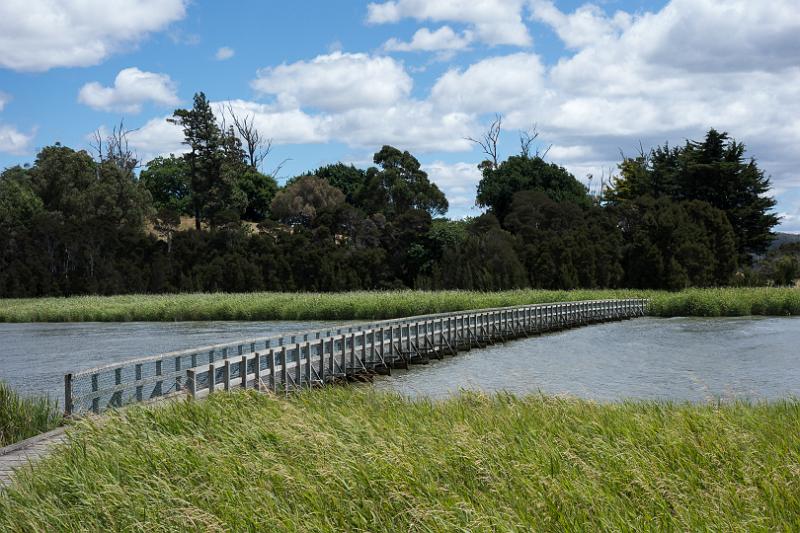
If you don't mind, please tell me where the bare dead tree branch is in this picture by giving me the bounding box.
[466,113,502,169]
[271,157,291,179]
[89,129,104,163]
[106,120,140,176]
[519,124,539,158]
[223,102,272,170]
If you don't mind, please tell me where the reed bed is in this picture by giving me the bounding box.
[1,388,798,530]
[1,288,797,322]
[0,382,62,447]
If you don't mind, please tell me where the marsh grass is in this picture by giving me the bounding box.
[1,287,798,322]
[0,382,62,447]
[1,388,798,530]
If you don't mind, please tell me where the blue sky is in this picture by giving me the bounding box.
[1,0,799,230]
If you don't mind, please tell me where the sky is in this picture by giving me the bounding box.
[0,0,799,230]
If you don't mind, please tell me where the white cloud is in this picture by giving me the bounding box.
[219,100,330,145]
[126,116,185,162]
[529,0,630,50]
[384,26,472,53]
[252,52,413,112]
[367,0,531,47]
[215,47,235,61]
[0,0,187,72]
[0,125,35,155]
[423,161,483,217]
[78,68,180,113]
[0,91,34,155]
[431,53,546,116]
[325,102,475,152]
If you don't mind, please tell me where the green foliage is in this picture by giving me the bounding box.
[759,243,800,286]
[0,382,61,447]
[170,92,246,229]
[0,171,43,230]
[0,126,780,296]
[1,288,798,322]
[2,389,800,530]
[307,163,367,206]
[359,145,448,218]
[477,155,590,222]
[506,191,623,289]
[430,214,527,290]
[236,167,277,222]
[270,175,345,226]
[609,129,778,261]
[618,197,738,289]
[140,155,191,215]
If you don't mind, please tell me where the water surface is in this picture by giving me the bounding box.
[374,317,800,402]
[3,317,798,404]
[0,321,341,399]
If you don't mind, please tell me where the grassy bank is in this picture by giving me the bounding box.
[0,287,798,322]
[2,389,798,530]
[0,382,62,448]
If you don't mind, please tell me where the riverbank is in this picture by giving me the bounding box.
[1,287,798,322]
[1,388,798,530]
[0,382,62,447]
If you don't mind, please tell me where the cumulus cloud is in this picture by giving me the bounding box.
[529,0,630,50]
[0,91,34,155]
[132,0,800,224]
[0,125,34,155]
[215,47,235,61]
[252,52,412,112]
[431,53,546,115]
[78,68,180,113]
[423,161,483,217]
[0,0,187,71]
[367,0,531,46]
[383,26,472,53]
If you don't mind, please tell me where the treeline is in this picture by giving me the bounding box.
[0,92,786,297]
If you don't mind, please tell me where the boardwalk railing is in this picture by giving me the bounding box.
[64,299,648,415]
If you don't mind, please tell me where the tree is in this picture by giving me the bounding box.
[609,129,778,262]
[358,146,448,218]
[141,155,191,215]
[170,92,245,229]
[617,196,737,289]
[308,163,367,206]
[477,155,590,223]
[236,167,278,222]
[270,176,345,226]
[433,214,527,290]
[505,191,623,289]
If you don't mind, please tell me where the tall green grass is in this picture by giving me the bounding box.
[1,288,798,322]
[0,382,62,447]
[1,388,799,530]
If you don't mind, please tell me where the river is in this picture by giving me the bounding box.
[374,316,800,402]
[1,317,798,403]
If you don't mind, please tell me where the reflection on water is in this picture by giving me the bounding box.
[373,317,800,402]
[0,321,341,399]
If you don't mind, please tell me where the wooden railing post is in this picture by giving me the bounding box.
[186,369,197,398]
[64,373,73,417]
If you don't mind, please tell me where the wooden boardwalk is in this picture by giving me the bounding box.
[3,299,647,488]
[66,299,648,414]
[0,428,66,489]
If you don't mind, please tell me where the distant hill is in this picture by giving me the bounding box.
[769,232,800,251]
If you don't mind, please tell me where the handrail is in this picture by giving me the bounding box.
[64,298,649,416]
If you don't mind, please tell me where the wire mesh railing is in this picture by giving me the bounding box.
[64,298,648,415]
